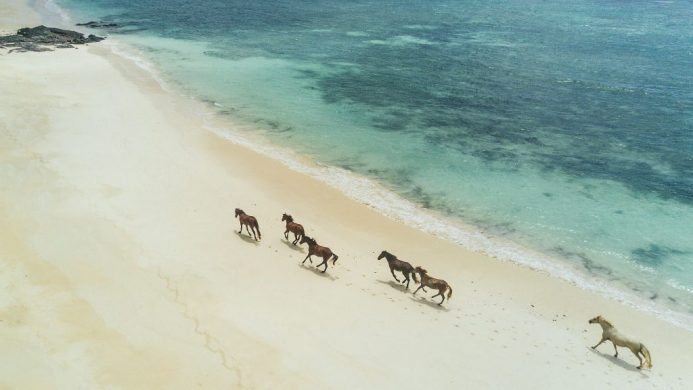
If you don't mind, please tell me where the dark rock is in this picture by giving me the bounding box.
[9,42,54,53]
[76,21,119,28]
[0,25,105,53]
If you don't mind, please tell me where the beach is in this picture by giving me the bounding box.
[1,0,692,388]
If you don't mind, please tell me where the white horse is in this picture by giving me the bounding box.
[589,315,652,369]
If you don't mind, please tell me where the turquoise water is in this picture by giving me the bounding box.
[53,0,692,323]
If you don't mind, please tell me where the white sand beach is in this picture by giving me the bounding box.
[1,1,692,388]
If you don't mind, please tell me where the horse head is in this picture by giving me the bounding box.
[235,208,244,218]
[588,315,603,324]
[414,266,428,275]
[282,213,293,222]
[300,236,315,246]
[377,250,390,260]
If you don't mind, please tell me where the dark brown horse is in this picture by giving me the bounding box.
[281,213,305,245]
[377,250,418,289]
[300,236,338,273]
[235,208,261,241]
[413,266,452,305]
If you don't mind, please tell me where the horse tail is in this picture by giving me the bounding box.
[447,284,453,300]
[254,220,261,239]
[640,344,652,368]
[411,268,419,283]
[331,253,339,264]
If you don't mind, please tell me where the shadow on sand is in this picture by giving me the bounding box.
[376,279,410,292]
[409,295,450,311]
[588,348,649,375]
[236,231,260,245]
[282,239,305,252]
[299,263,337,281]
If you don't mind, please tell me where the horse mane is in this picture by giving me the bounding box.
[283,214,293,222]
[236,208,244,215]
[304,236,316,245]
[601,317,614,328]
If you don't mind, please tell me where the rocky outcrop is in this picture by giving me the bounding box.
[76,21,120,28]
[0,25,105,53]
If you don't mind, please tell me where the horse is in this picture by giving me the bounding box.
[377,250,418,289]
[589,315,652,369]
[281,213,305,245]
[299,236,338,273]
[413,266,452,305]
[234,208,261,241]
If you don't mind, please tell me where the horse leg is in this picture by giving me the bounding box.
[638,350,648,366]
[317,258,328,273]
[245,223,253,237]
[390,268,400,283]
[238,221,244,234]
[432,289,445,305]
[302,254,312,264]
[413,285,423,295]
[403,273,410,289]
[630,347,642,368]
[284,229,289,240]
[591,337,606,350]
[292,233,299,245]
[612,341,619,358]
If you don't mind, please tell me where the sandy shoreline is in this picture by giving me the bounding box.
[1,1,692,388]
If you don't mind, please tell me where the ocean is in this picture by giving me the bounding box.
[47,0,693,327]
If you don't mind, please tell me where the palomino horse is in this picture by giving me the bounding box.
[300,236,338,273]
[589,315,652,369]
[413,266,452,305]
[235,208,261,241]
[281,213,305,245]
[377,250,418,289]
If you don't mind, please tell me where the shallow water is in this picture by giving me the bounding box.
[55,0,693,323]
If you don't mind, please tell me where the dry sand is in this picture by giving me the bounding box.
[1,1,692,388]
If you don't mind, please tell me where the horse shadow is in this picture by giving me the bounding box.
[235,231,260,245]
[588,348,649,376]
[282,239,305,252]
[376,279,410,292]
[409,295,450,311]
[298,263,337,281]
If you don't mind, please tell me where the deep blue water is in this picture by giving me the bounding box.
[55,0,693,323]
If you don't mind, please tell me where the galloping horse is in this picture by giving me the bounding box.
[235,208,261,241]
[589,315,652,369]
[377,250,418,289]
[300,236,338,273]
[281,213,305,245]
[413,266,452,305]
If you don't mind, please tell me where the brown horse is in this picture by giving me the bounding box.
[413,266,452,305]
[300,236,338,273]
[377,250,418,289]
[281,213,305,245]
[235,208,261,241]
